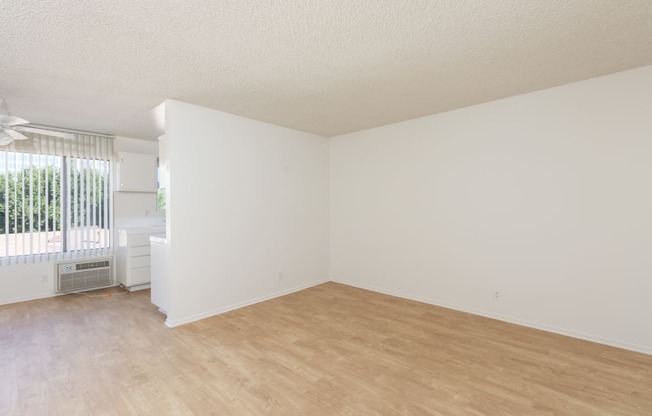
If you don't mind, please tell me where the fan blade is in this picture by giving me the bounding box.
[0,131,13,146]
[14,126,74,140]
[0,115,29,126]
[5,128,30,141]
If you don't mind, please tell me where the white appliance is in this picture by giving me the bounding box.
[150,234,169,314]
[116,226,165,290]
[56,258,113,292]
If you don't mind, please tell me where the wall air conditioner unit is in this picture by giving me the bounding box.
[56,258,113,292]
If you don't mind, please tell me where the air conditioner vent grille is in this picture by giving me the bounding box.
[75,260,110,271]
[56,259,112,292]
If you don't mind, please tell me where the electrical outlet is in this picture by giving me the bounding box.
[494,290,501,301]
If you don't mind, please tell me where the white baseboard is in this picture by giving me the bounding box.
[165,279,329,328]
[0,291,63,306]
[331,278,652,356]
[0,282,120,306]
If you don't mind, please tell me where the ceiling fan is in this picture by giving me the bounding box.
[0,98,74,146]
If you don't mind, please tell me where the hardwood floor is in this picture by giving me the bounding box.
[1,282,651,415]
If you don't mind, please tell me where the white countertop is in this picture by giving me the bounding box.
[150,234,167,244]
[118,226,166,234]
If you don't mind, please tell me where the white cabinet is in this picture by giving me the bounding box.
[116,228,162,290]
[115,152,157,192]
[150,235,169,314]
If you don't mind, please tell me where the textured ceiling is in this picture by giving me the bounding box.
[1,1,651,139]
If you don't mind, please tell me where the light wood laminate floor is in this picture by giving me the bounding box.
[1,282,651,415]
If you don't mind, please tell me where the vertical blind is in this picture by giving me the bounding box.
[0,131,113,265]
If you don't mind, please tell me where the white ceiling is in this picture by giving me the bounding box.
[1,1,651,139]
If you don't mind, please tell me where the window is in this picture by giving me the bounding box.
[0,132,113,264]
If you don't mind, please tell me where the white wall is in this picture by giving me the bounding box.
[163,100,329,326]
[0,136,159,305]
[0,262,55,305]
[330,65,652,354]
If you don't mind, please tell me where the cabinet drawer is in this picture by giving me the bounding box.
[128,234,152,247]
[130,255,151,269]
[129,267,151,286]
[130,246,151,257]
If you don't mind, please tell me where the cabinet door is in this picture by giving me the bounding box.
[129,267,151,286]
[116,153,157,192]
